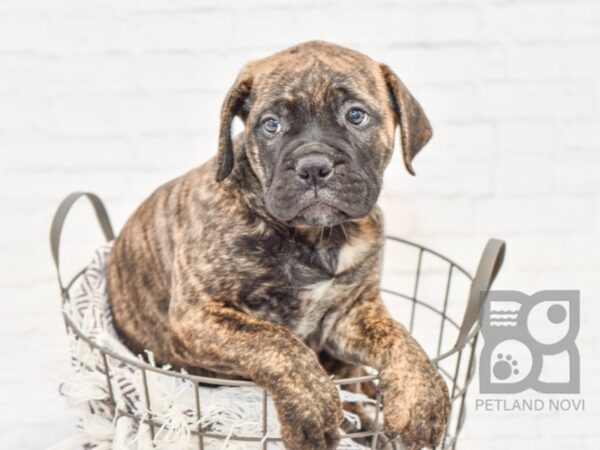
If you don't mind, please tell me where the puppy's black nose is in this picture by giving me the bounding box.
[295,154,333,186]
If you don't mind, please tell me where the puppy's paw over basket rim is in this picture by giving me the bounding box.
[50,192,505,450]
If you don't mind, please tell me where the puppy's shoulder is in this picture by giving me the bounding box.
[174,158,236,214]
[177,157,253,240]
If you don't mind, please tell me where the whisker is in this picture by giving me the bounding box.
[339,223,348,241]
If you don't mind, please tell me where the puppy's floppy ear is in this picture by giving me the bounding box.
[380,64,432,175]
[216,66,253,181]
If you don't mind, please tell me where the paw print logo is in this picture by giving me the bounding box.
[480,290,580,394]
[493,354,519,380]
[484,339,531,386]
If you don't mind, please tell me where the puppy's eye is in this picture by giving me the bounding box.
[346,107,367,125]
[263,118,281,134]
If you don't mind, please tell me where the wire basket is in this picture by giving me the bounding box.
[50,192,505,450]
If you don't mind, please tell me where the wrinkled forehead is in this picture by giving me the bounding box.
[249,49,386,113]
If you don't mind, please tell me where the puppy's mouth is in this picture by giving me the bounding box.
[264,186,352,227]
[294,201,348,227]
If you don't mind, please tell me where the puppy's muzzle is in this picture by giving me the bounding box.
[295,154,334,188]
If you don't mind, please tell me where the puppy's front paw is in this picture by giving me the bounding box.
[380,361,450,450]
[273,375,343,450]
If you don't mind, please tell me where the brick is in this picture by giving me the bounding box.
[0,134,135,173]
[188,51,252,91]
[554,148,600,195]
[0,132,49,170]
[299,6,420,46]
[125,11,235,52]
[566,42,600,79]
[417,83,477,122]
[494,152,555,195]
[379,45,506,84]
[436,122,497,160]
[419,5,480,43]
[595,196,600,232]
[132,133,197,170]
[563,2,600,40]
[561,118,600,150]
[376,195,415,236]
[49,94,119,136]
[411,198,475,234]
[539,415,600,439]
[0,12,52,52]
[0,171,130,211]
[474,197,595,233]
[504,233,565,269]
[114,91,222,134]
[565,233,600,269]
[0,93,51,132]
[477,82,596,119]
[0,55,51,94]
[507,43,565,81]
[481,4,566,42]
[47,9,127,55]
[465,414,541,439]
[496,120,559,154]
[228,5,421,49]
[383,145,493,198]
[134,52,202,91]
[49,54,136,94]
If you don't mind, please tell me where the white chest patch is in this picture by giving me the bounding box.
[335,238,373,274]
[294,279,336,338]
[293,238,375,340]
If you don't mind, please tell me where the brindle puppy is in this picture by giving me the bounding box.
[106,41,449,450]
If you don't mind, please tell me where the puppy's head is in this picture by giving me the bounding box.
[217,41,432,227]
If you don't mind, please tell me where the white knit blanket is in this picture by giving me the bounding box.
[52,244,374,450]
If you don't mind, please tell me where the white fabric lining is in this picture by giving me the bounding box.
[52,243,373,450]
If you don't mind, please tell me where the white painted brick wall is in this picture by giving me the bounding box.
[0,0,599,448]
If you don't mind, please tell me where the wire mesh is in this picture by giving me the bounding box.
[60,236,484,450]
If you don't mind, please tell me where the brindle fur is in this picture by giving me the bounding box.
[107,41,449,450]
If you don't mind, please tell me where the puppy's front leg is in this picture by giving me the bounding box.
[325,290,450,450]
[169,299,342,450]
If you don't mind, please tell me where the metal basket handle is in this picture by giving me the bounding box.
[453,238,506,350]
[50,192,115,294]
